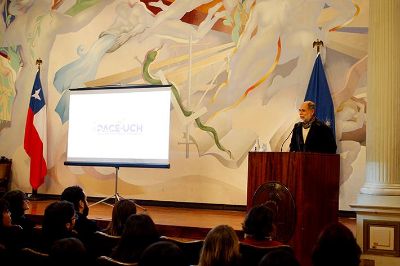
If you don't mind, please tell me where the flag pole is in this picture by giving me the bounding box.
[29,58,43,201]
[305,39,336,139]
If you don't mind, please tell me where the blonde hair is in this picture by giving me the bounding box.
[199,225,240,266]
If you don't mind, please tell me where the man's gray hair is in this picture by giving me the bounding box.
[306,101,316,110]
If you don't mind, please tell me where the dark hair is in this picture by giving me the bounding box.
[0,199,10,227]
[312,222,361,266]
[112,213,160,263]
[106,199,137,236]
[139,241,187,266]
[61,186,85,212]
[258,249,300,266]
[243,204,274,240]
[50,237,87,266]
[42,201,76,243]
[3,190,27,220]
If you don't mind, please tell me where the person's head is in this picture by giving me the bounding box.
[42,201,76,241]
[49,237,87,266]
[109,199,137,236]
[113,213,160,262]
[3,189,29,219]
[258,249,300,266]
[299,101,316,123]
[0,199,12,228]
[139,241,187,266]
[199,224,240,266]
[61,186,88,216]
[312,222,361,266]
[243,204,274,240]
[120,213,159,245]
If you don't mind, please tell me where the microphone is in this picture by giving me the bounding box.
[280,127,295,152]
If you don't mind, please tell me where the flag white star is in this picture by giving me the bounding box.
[32,89,41,101]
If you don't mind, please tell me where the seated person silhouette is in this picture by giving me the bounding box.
[242,204,283,247]
[49,237,88,266]
[312,222,361,266]
[139,241,187,266]
[258,249,300,266]
[61,186,99,242]
[111,213,160,263]
[103,199,137,236]
[40,201,78,252]
[3,189,34,240]
[0,198,24,259]
[198,224,242,266]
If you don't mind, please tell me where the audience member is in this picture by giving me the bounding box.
[104,199,137,236]
[312,222,361,266]
[0,199,24,255]
[2,189,34,238]
[111,213,160,263]
[139,241,187,266]
[40,200,77,252]
[198,224,241,266]
[49,237,88,266]
[258,249,300,266]
[61,186,98,241]
[242,204,282,247]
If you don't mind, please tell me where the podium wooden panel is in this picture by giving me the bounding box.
[247,152,340,266]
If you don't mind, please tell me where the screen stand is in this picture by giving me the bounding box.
[89,167,146,211]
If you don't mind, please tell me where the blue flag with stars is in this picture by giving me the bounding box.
[304,54,335,137]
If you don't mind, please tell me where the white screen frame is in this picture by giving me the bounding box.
[65,85,171,168]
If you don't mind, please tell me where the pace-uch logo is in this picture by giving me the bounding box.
[95,121,143,135]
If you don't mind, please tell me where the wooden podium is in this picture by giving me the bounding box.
[247,152,340,266]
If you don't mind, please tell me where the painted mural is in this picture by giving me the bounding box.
[0,0,367,209]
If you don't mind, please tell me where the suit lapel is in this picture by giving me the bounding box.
[297,124,305,148]
[305,122,316,145]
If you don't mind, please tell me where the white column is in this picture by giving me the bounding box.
[361,0,400,195]
[351,2,400,265]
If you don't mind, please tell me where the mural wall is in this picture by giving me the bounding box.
[0,0,368,210]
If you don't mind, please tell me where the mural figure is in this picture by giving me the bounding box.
[0,0,368,206]
[0,0,110,169]
[334,56,367,184]
[2,0,16,28]
[181,0,357,166]
[53,0,224,123]
[216,0,357,113]
[0,51,16,123]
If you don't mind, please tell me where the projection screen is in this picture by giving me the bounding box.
[65,85,171,168]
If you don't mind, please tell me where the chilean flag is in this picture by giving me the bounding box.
[24,70,47,190]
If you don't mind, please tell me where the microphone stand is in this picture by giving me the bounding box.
[280,127,294,152]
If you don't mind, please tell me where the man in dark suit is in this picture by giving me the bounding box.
[289,101,336,154]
